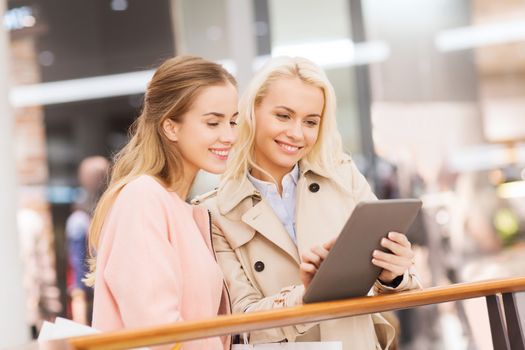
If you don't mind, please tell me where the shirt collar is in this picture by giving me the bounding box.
[247,164,299,196]
[216,158,338,215]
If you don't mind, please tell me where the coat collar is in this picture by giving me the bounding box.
[217,159,331,216]
[299,158,330,179]
[216,176,300,264]
[241,200,300,264]
[217,176,260,216]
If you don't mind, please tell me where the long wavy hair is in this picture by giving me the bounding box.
[84,56,236,286]
[221,56,346,188]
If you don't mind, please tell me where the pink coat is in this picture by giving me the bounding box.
[92,175,230,349]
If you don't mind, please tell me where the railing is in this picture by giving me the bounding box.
[9,277,525,350]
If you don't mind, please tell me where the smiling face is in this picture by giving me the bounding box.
[165,82,238,177]
[252,77,324,181]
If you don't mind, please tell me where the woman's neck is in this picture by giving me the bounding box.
[173,166,197,200]
[174,184,191,201]
[250,166,294,195]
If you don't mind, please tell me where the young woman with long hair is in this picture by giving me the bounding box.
[85,55,238,349]
[195,56,420,349]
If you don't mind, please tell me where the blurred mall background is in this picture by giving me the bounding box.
[1,0,525,349]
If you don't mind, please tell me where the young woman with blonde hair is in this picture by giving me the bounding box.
[195,56,420,349]
[86,56,238,349]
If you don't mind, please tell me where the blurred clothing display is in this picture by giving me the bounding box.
[17,208,61,338]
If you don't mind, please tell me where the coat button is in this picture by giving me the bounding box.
[254,261,265,272]
[309,183,320,193]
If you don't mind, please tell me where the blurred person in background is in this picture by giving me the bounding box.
[196,56,421,350]
[66,156,109,325]
[85,55,238,350]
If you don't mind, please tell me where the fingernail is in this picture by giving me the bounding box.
[382,238,387,244]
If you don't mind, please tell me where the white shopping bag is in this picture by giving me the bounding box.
[38,317,100,341]
[233,341,342,349]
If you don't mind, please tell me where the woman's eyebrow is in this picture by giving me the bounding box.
[275,105,295,114]
[276,105,321,118]
[202,112,225,117]
[203,111,239,117]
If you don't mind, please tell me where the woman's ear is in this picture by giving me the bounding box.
[162,118,180,142]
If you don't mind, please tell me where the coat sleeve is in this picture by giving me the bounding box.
[211,220,315,343]
[102,182,186,330]
[373,266,423,294]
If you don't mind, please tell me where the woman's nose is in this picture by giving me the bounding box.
[286,121,304,140]
[220,124,236,144]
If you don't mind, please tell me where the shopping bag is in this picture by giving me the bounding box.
[38,317,99,341]
[38,317,150,350]
[233,341,342,349]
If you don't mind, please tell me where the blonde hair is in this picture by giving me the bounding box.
[222,56,346,187]
[84,56,236,286]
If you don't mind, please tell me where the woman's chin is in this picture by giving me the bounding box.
[272,154,301,170]
[201,163,227,175]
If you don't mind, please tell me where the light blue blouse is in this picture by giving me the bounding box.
[247,165,299,244]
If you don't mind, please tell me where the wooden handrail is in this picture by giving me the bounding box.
[61,277,525,350]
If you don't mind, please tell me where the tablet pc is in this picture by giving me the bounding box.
[302,199,422,304]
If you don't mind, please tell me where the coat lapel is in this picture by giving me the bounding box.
[241,199,300,265]
[217,177,300,265]
[295,166,355,257]
[192,205,212,250]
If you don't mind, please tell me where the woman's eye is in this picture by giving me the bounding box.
[207,122,219,127]
[305,120,319,127]
[276,114,290,119]
[230,120,238,126]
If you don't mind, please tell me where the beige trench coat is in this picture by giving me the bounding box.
[194,156,421,350]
